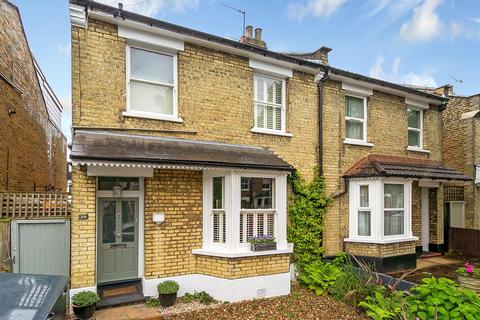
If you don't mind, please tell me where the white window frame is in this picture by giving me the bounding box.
[344,95,370,146]
[198,170,289,255]
[123,45,181,122]
[252,74,287,135]
[346,178,417,244]
[407,107,423,150]
[357,185,372,237]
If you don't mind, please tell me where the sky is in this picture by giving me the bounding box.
[11,0,480,142]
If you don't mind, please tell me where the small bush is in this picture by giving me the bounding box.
[298,260,342,295]
[71,291,100,307]
[157,280,179,295]
[145,297,161,308]
[407,277,480,320]
[183,291,215,305]
[358,287,410,320]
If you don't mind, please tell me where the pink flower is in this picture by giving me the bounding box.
[465,263,474,273]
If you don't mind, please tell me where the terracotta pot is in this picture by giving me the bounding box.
[72,303,96,320]
[458,274,480,293]
[159,292,177,307]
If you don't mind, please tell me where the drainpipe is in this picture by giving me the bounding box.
[317,70,329,176]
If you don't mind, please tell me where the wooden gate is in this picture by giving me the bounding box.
[449,227,480,257]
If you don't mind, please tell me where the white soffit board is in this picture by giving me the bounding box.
[118,25,184,52]
[70,4,87,28]
[341,82,373,97]
[249,59,293,78]
[405,97,429,110]
[87,165,154,177]
[88,12,319,75]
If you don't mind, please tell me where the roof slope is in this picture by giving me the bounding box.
[71,130,294,171]
[344,154,471,181]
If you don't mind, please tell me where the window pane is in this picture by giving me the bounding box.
[346,120,364,140]
[408,130,420,147]
[98,177,139,191]
[130,48,173,84]
[241,177,250,191]
[407,109,420,129]
[384,210,404,236]
[102,201,116,244]
[360,185,369,207]
[384,184,404,208]
[241,177,274,209]
[213,177,223,209]
[345,96,364,119]
[130,80,173,115]
[121,201,135,242]
[275,80,283,105]
[275,106,282,131]
[358,211,371,236]
[255,76,283,105]
[255,104,265,128]
[266,106,274,129]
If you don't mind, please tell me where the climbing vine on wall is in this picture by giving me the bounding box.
[287,169,331,268]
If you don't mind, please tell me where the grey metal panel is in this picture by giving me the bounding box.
[11,220,70,277]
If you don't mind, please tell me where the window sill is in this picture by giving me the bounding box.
[122,111,183,123]
[344,236,419,244]
[407,146,430,154]
[192,246,293,258]
[251,128,293,137]
[343,139,374,147]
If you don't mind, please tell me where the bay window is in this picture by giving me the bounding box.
[347,179,416,243]
[198,171,289,255]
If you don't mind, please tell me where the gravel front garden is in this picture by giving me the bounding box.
[161,285,368,320]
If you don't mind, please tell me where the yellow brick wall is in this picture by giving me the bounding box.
[345,241,416,258]
[322,80,444,255]
[144,170,202,279]
[71,19,318,182]
[196,254,290,279]
[70,165,96,288]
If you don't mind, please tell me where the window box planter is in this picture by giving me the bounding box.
[251,242,277,252]
[457,274,480,293]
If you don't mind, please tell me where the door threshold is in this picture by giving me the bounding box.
[98,278,141,287]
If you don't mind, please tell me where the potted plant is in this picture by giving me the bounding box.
[71,291,100,320]
[248,235,276,251]
[457,262,480,292]
[157,280,179,307]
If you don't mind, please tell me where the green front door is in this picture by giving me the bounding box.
[97,198,138,283]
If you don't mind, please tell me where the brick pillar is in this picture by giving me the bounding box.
[70,165,97,289]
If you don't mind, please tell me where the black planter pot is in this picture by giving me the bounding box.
[159,292,177,307]
[251,242,277,252]
[72,303,96,320]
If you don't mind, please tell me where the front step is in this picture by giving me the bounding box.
[420,251,443,259]
[97,279,145,309]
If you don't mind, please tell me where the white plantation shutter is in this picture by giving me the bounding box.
[254,75,285,132]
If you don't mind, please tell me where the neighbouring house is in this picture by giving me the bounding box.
[68,0,470,303]
[0,0,67,192]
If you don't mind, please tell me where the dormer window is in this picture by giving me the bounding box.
[124,46,181,122]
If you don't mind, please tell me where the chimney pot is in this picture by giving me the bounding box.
[118,2,123,10]
[245,25,253,38]
[254,28,262,40]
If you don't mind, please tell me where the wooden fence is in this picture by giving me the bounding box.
[0,192,71,218]
[449,227,480,257]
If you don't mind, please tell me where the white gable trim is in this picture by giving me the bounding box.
[249,59,293,78]
[118,25,184,53]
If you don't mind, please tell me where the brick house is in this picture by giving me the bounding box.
[442,91,480,232]
[0,0,67,192]
[68,0,469,303]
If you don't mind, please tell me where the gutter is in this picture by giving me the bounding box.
[317,71,329,176]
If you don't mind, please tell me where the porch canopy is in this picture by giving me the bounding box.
[70,130,294,171]
[343,153,471,181]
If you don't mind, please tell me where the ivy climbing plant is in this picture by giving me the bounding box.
[287,169,331,269]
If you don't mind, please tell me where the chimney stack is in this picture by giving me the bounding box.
[434,84,454,97]
[240,26,267,49]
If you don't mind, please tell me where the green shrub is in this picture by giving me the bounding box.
[183,291,215,305]
[287,170,331,268]
[145,297,161,308]
[407,277,480,320]
[298,260,342,295]
[358,287,410,320]
[71,291,100,307]
[157,280,179,295]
